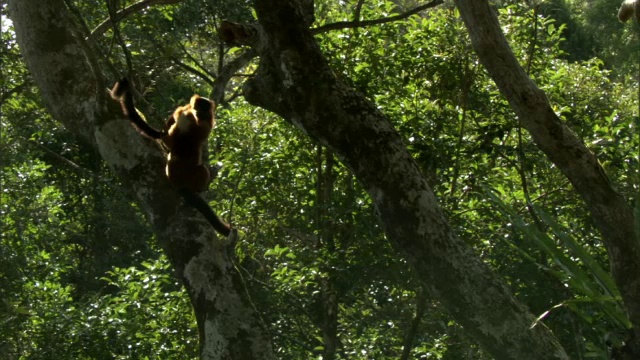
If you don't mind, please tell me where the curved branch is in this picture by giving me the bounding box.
[311,0,444,34]
[89,0,184,40]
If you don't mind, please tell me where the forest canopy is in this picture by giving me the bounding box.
[1,0,639,359]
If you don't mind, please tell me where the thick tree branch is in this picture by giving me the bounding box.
[312,0,443,34]
[454,0,640,356]
[8,0,101,144]
[245,1,568,358]
[9,1,275,358]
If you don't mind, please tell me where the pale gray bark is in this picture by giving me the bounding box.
[241,1,569,358]
[7,1,274,359]
[14,0,630,358]
[455,1,640,356]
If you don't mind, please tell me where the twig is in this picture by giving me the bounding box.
[518,6,543,231]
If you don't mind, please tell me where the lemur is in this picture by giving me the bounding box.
[110,79,231,236]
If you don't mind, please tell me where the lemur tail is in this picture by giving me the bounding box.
[178,189,232,237]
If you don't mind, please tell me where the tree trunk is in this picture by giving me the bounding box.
[241,1,569,358]
[8,1,274,358]
[454,1,640,356]
[316,147,339,360]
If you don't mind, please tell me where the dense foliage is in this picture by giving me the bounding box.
[1,0,638,358]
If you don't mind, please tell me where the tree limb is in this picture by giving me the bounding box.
[312,0,444,34]
[245,1,569,358]
[89,0,184,40]
[177,40,219,81]
[170,57,216,87]
[211,49,257,104]
[9,1,276,357]
[454,0,640,355]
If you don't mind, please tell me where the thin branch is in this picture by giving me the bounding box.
[448,57,476,209]
[211,49,257,104]
[517,5,543,230]
[223,87,244,105]
[89,0,184,40]
[214,17,226,77]
[516,184,570,214]
[171,58,216,88]
[107,0,134,75]
[353,0,365,23]
[29,139,86,172]
[64,0,121,82]
[177,41,218,81]
[516,125,544,230]
[525,6,539,76]
[312,0,443,34]
[25,138,121,192]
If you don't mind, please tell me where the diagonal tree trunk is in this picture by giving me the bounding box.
[454,1,640,356]
[8,1,274,358]
[241,1,569,358]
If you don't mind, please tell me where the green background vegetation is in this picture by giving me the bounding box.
[1,0,639,358]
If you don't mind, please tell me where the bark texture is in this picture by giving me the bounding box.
[241,1,569,358]
[8,1,274,359]
[455,1,640,356]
